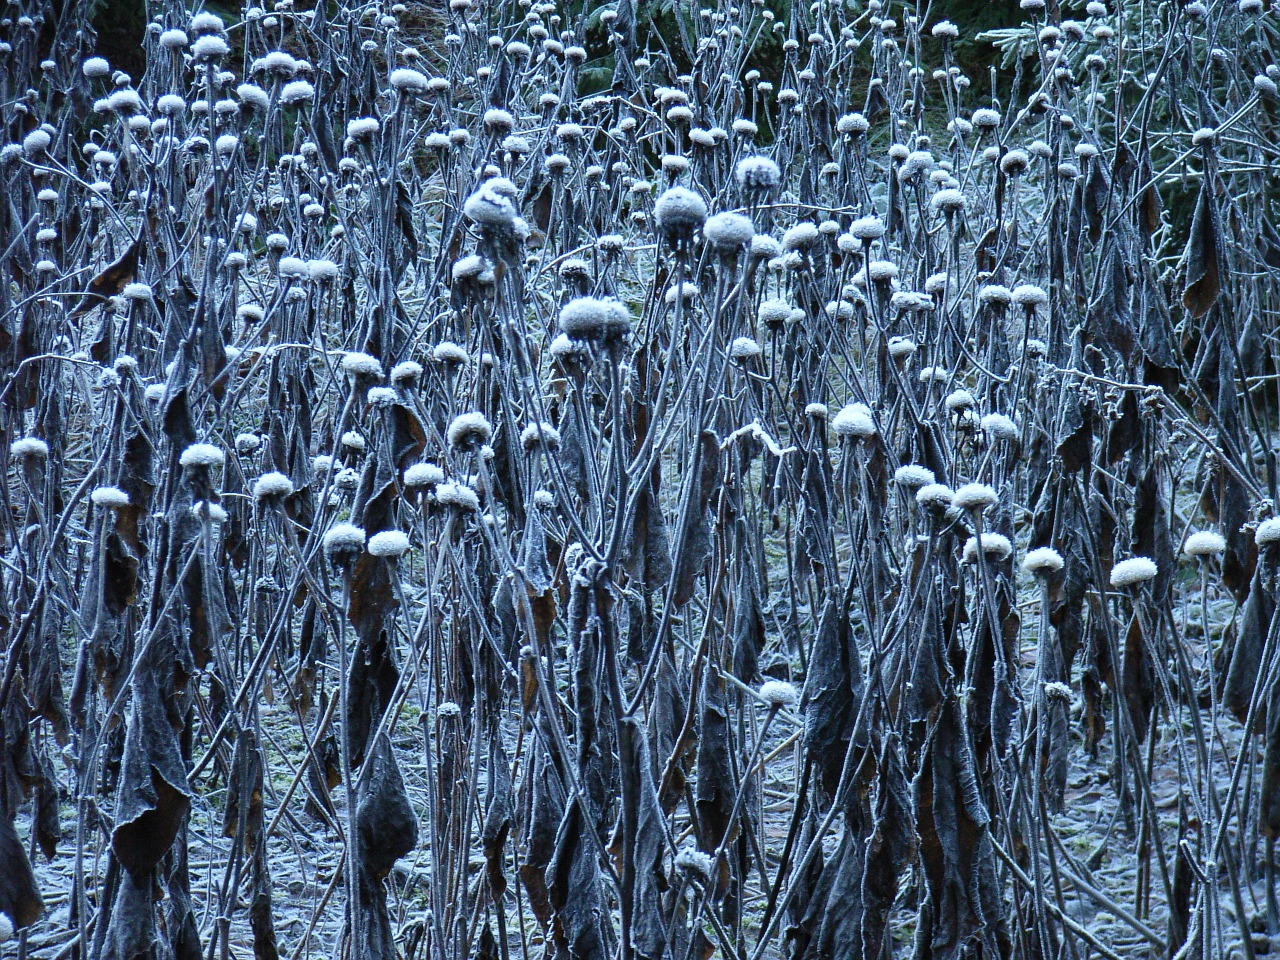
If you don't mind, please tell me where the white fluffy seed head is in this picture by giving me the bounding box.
[1110,556,1158,587]
[463,184,516,229]
[1023,546,1065,574]
[180,442,225,467]
[558,296,631,341]
[433,341,469,366]
[759,679,799,707]
[951,482,998,513]
[91,485,130,508]
[730,337,762,361]
[981,413,1019,440]
[916,483,955,509]
[389,67,429,94]
[253,471,294,501]
[391,360,423,384]
[703,211,755,251]
[888,336,917,360]
[675,846,715,878]
[1183,530,1227,557]
[341,351,384,379]
[832,403,876,438]
[963,533,1013,563]
[192,501,228,523]
[368,386,398,407]
[1256,518,1280,546]
[404,462,445,488]
[736,155,781,191]
[521,422,561,451]
[11,437,49,460]
[368,530,411,557]
[323,523,366,560]
[448,412,493,451]
[849,215,886,240]
[654,186,708,245]
[894,465,935,488]
[436,482,480,512]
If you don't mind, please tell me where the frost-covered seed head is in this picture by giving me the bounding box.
[1023,547,1065,574]
[389,68,429,94]
[253,472,294,502]
[703,212,755,251]
[368,530,411,557]
[521,422,561,451]
[931,188,966,214]
[193,501,228,524]
[894,465,935,488]
[391,360,423,385]
[1110,556,1158,587]
[782,222,820,252]
[832,403,876,438]
[323,523,365,563]
[436,482,481,512]
[180,443,224,467]
[1257,518,1280,547]
[1043,681,1074,703]
[11,437,50,460]
[963,533,1013,563]
[91,485,130,508]
[448,412,493,451]
[951,482,997,512]
[433,342,469,367]
[463,184,517,229]
[849,216,886,241]
[1012,284,1048,308]
[341,352,384,379]
[917,483,955,509]
[1183,531,1227,557]
[736,155,781,191]
[559,297,631,342]
[405,462,445,488]
[759,680,798,707]
[730,337,762,361]
[675,846,715,878]
[888,337,917,360]
[981,414,1019,440]
[654,186,708,248]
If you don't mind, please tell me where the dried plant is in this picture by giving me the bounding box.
[4,0,1280,958]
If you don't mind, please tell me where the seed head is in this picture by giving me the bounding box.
[448,412,493,451]
[253,471,294,502]
[180,443,225,468]
[759,679,799,707]
[1183,530,1226,557]
[1110,556,1158,587]
[832,403,876,438]
[963,533,1013,563]
[91,486,130,508]
[1023,547,1065,575]
[368,530,411,557]
[11,437,49,460]
[951,482,997,513]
